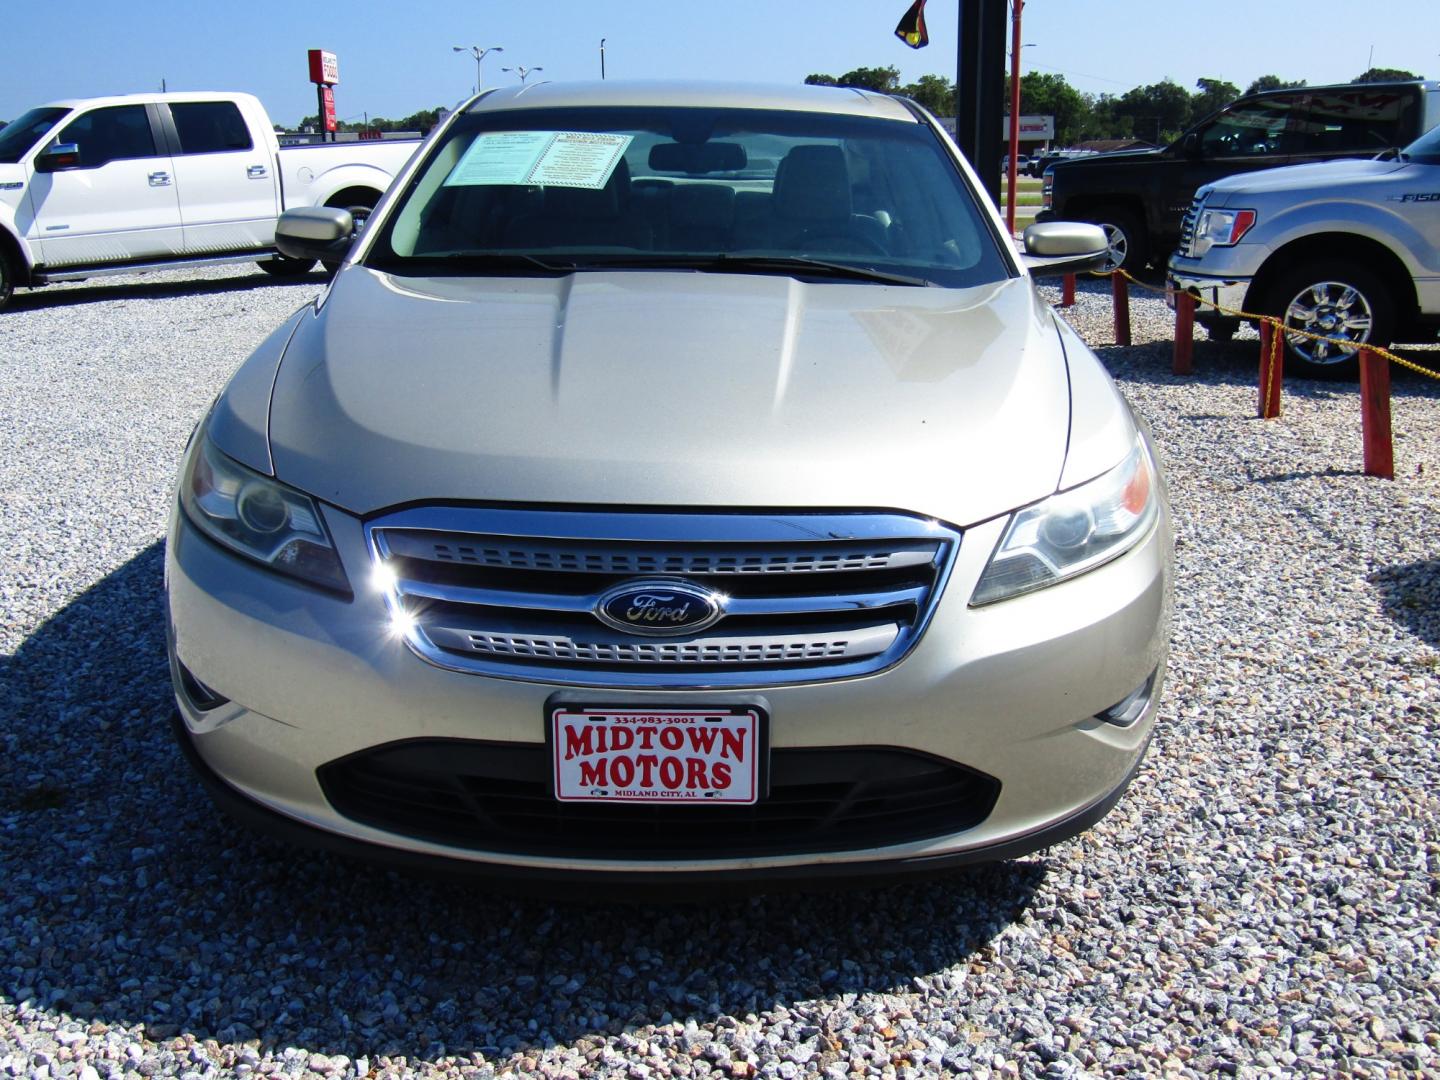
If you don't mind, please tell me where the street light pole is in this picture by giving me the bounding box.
[452,45,504,95]
[503,65,544,84]
[600,38,607,80]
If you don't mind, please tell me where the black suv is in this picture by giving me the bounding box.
[1036,81,1440,272]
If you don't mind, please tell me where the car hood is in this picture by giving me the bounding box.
[265,267,1073,527]
[1201,158,1412,204]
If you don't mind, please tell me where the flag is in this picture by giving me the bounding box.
[894,0,929,49]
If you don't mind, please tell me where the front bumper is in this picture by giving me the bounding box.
[1166,260,1254,318]
[165,495,1172,880]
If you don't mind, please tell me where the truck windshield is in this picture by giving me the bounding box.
[366,105,1011,289]
[0,108,69,164]
[1402,124,1440,165]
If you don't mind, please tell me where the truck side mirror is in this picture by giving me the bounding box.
[34,143,82,172]
[1182,132,1202,159]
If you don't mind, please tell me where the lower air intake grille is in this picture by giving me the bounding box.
[319,741,1001,859]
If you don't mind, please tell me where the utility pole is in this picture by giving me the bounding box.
[956,0,1007,207]
[1006,0,1024,234]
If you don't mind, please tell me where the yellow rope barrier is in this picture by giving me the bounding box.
[1088,268,1440,382]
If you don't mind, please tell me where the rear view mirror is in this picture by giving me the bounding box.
[275,206,355,264]
[34,143,81,172]
[649,142,748,173]
[1019,222,1108,276]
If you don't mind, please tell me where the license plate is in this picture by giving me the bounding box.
[550,706,764,804]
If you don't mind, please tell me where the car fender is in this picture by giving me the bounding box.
[0,202,38,280]
[1253,199,1434,282]
[305,163,397,210]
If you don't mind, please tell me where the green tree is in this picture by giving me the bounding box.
[1014,72,1087,145]
[1352,67,1422,83]
[1114,79,1193,144]
[1190,78,1240,124]
[837,66,902,93]
[902,74,956,116]
[803,73,838,86]
[1244,75,1307,95]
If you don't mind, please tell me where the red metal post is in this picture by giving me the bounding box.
[1111,272,1131,346]
[1173,291,1194,375]
[1258,320,1283,419]
[1005,0,1024,234]
[1359,348,1394,479]
[1061,273,1075,307]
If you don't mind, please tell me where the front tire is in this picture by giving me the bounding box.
[0,248,14,312]
[1083,207,1149,275]
[257,255,317,278]
[1198,318,1238,343]
[1267,261,1394,380]
[320,199,377,276]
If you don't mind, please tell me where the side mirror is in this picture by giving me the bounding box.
[1019,222,1108,276]
[275,206,355,264]
[34,143,81,173]
[1182,132,1202,159]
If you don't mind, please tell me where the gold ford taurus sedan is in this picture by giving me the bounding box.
[165,81,1171,886]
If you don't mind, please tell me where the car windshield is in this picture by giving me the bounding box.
[367,105,1011,289]
[0,107,69,164]
[1402,123,1440,164]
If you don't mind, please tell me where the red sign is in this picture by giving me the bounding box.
[320,86,337,133]
[308,49,339,86]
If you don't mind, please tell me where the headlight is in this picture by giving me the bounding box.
[180,431,350,594]
[971,437,1158,606]
[1192,207,1256,255]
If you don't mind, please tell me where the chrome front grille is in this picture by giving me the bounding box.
[366,508,960,688]
[1178,195,1204,258]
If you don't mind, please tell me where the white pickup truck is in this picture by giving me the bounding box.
[0,91,421,308]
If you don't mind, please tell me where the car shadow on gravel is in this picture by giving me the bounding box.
[9,270,323,312]
[1,543,1046,1062]
[1371,560,1440,647]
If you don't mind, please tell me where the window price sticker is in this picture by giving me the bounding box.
[446,131,633,190]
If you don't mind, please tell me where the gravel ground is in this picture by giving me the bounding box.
[2,265,1439,1079]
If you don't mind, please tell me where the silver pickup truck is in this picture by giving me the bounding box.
[1168,123,1440,378]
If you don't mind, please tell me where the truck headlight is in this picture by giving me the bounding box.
[180,430,350,594]
[971,437,1159,605]
[1193,208,1256,255]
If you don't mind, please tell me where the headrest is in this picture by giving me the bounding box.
[773,145,852,223]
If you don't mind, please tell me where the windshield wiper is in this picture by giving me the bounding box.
[440,252,575,273]
[575,253,935,287]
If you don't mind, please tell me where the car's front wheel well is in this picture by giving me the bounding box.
[0,226,31,290]
[323,186,382,218]
[1248,234,1418,326]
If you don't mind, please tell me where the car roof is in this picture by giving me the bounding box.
[1247,78,1439,99]
[466,80,920,123]
[39,91,263,111]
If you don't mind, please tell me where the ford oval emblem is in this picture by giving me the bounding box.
[594,579,727,637]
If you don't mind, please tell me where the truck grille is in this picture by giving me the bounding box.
[366,508,960,688]
[1178,195,1204,258]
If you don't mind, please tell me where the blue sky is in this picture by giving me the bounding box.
[3,1,1435,126]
